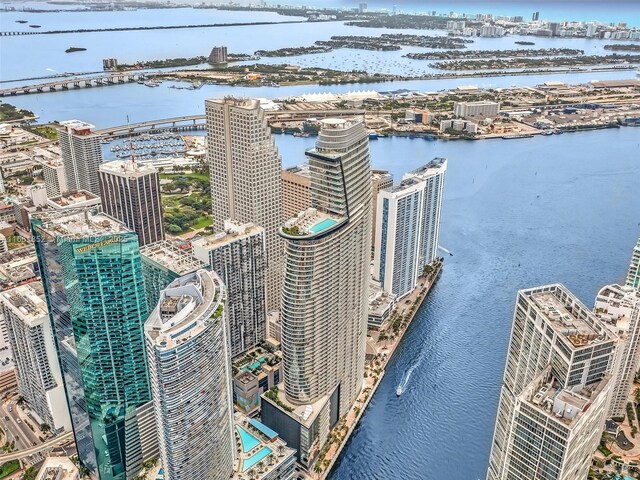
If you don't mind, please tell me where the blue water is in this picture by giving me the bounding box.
[1,7,638,82]
[243,446,273,471]
[310,218,338,233]
[237,426,261,453]
[316,129,640,479]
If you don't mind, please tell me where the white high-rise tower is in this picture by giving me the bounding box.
[487,284,617,480]
[145,270,234,480]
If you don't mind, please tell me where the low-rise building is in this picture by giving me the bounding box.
[439,119,479,134]
[233,414,296,480]
[233,348,282,416]
[368,280,396,329]
[36,457,79,480]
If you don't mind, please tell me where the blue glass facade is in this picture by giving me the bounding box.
[32,216,151,480]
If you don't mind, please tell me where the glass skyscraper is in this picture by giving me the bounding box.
[32,208,157,480]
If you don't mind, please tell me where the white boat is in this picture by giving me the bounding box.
[396,385,404,397]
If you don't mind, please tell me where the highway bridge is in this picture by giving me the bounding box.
[0,73,147,97]
[94,109,366,138]
[0,431,74,463]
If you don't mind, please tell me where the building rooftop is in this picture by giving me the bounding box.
[281,207,345,239]
[0,282,47,323]
[99,160,158,177]
[58,119,95,133]
[594,283,640,334]
[34,208,130,239]
[145,270,225,351]
[140,240,204,275]
[233,412,295,479]
[47,190,100,210]
[527,285,616,348]
[385,158,447,194]
[520,366,611,428]
[283,164,311,178]
[35,456,79,480]
[191,221,264,251]
[262,382,333,428]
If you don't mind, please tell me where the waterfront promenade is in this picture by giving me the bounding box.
[315,260,444,479]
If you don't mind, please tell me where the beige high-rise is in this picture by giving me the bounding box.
[280,119,371,416]
[205,98,283,311]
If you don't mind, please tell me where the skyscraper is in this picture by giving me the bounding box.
[205,98,282,311]
[374,159,447,298]
[38,157,68,198]
[487,284,617,480]
[192,220,267,357]
[370,169,393,246]
[57,120,103,195]
[32,208,157,480]
[98,161,164,247]
[594,284,640,417]
[145,270,234,480]
[0,282,71,433]
[262,119,371,467]
[627,236,640,289]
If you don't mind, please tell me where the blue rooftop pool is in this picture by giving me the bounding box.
[310,218,337,233]
[243,446,272,472]
[237,426,260,453]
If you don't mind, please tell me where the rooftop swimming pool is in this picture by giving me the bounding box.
[310,218,337,234]
[237,426,260,453]
[241,355,267,372]
[243,446,272,472]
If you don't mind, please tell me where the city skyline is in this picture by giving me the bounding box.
[1,1,639,478]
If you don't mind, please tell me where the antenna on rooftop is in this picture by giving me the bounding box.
[127,115,135,165]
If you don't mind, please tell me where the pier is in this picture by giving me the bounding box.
[0,73,146,97]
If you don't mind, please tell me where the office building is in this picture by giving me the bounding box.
[262,119,371,468]
[145,270,234,480]
[206,98,282,311]
[358,2,367,13]
[0,282,71,433]
[532,11,540,21]
[282,165,311,220]
[98,161,164,247]
[208,46,228,65]
[192,220,267,357]
[453,101,501,118]
[32,208,157,480]
[487,284,617,480]
[140,241,204,312]
[594,284,640,417]
[371,170,393,245]
[47,190,101,211]
[39,157,68,198]
[374,159,447,298]
[627,236,640,289]
[57,120,103,195]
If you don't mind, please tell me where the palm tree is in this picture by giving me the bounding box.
[40,423,50,434]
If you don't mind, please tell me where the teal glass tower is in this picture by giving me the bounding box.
[32,208,156,480]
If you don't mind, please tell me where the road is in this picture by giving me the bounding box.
[0,402,41,450]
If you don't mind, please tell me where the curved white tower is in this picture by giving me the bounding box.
[145,270,234,480]
[280,119,372,416]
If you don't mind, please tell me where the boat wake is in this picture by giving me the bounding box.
[396,364,418,396]
[438,245,453,256]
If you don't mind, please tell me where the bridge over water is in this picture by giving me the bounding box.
[0,73,146,97]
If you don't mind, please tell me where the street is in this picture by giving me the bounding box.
[0,401,42,450]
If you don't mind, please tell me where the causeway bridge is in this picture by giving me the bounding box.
[94,109,366,138]
[0,73,146,97]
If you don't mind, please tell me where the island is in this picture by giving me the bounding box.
[65,47,87,53]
